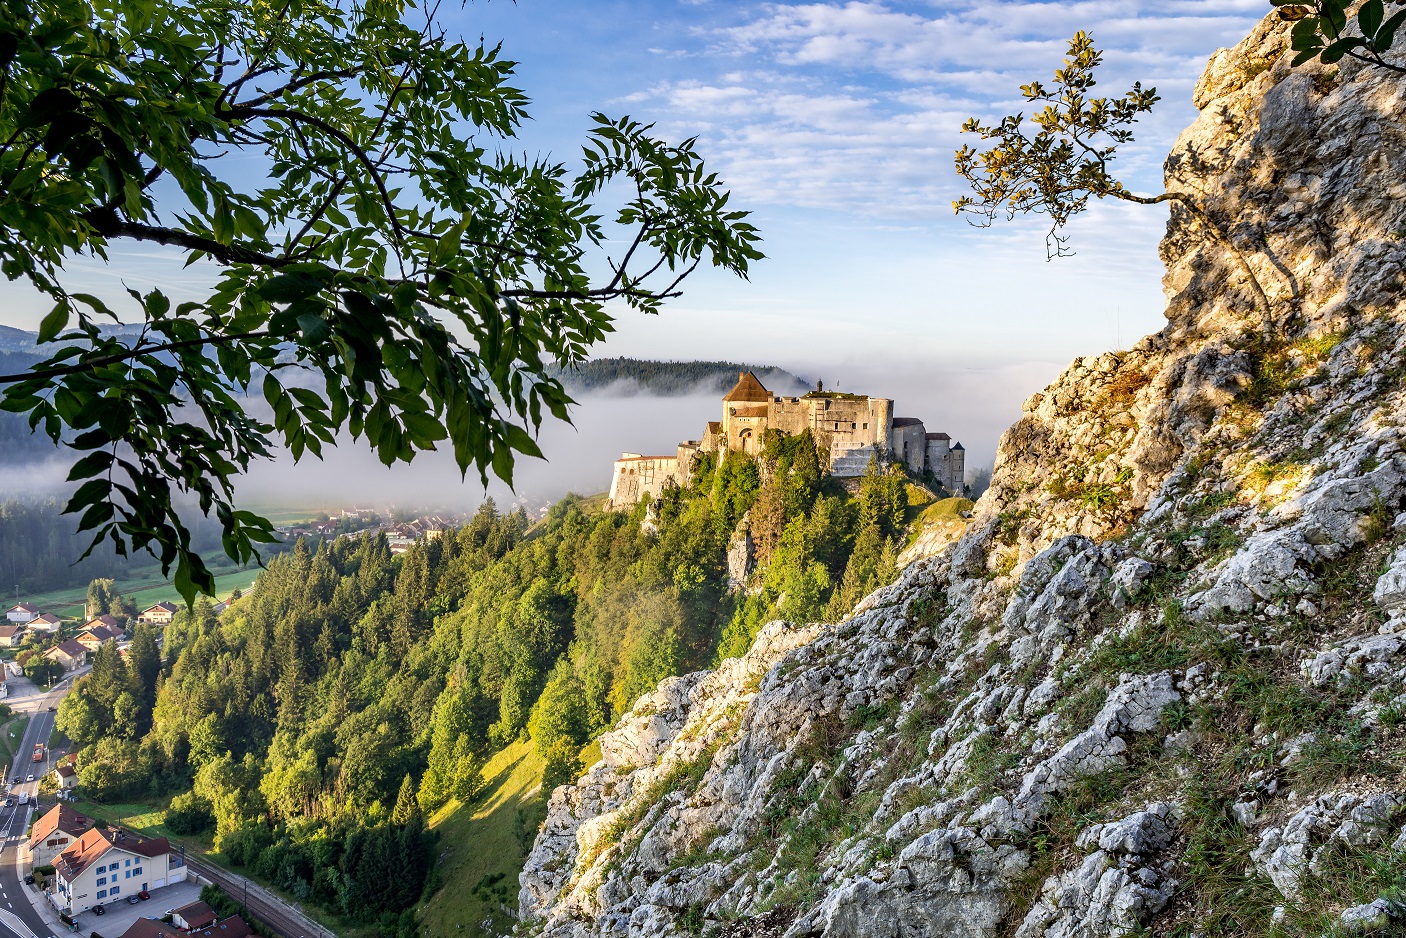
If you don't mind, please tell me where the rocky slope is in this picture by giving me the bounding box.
[518,15,1406,937]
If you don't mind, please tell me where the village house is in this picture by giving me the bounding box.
[76,625,120,652]
[0,624,25,647]
[52,825,187,914]
[24,613,61,633]
[53,762,77,792]
[170,900,217,929]
[83,614,124,635]
[28,804,92,868]
[44,640,89,671]
[5,603,38,625]
[136,602,177,625]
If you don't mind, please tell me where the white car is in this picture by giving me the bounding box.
[24,774,32,782]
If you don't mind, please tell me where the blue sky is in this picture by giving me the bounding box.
[0,1,1270,503]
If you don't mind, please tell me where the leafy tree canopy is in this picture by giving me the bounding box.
[0,0,762,601]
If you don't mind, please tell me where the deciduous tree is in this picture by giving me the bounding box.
[0,0,761,600]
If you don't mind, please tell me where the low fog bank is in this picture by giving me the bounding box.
[237,392,725,513]
[1,453,75,498]
[1,356,1060,517]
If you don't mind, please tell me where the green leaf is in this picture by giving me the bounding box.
[504,423,544,459]
[297,314,331,343]
[1360,0,1385,39]
[37,304,68,343]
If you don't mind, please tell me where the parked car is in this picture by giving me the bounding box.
[23,875,33,885]
[137,891,150,900]
[25,774,33,782]
[127,896,140,905]
[93,905,105,916]
[46,706,54,712]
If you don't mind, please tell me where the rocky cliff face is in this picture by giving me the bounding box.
[518,15,1406,937]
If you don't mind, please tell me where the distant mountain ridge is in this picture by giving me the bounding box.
[551,358,810,397]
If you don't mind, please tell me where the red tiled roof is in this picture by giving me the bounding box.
[55,764,76,778]
[8,603,38,613]
[55,826,168,881]
[729,405,769,418]
[29,613,60,626]
[0,625,24,638]
[86,614,120,629]
[722,371,771,403]
[29,804,91,849]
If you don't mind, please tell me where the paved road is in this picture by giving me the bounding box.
[0,675,76,938]
[0,671,333,938]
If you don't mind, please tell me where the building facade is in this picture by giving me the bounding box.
[607,372,967,509]
[53,827,187,914]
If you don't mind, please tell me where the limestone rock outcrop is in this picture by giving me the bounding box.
[519,13,1406,937]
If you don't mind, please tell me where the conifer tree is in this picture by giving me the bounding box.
[392,774,421,827]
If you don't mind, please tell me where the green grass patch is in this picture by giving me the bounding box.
[14,560,260,619]
[419,739,547,938]
[0,715,29,770]
[70,797,184,841]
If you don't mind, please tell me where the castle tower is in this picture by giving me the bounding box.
[721,371,773,456]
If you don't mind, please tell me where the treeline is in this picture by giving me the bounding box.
[0,499,244,594]
[56,432,911,936]
[0,500,130,592]
[551,357,809,396]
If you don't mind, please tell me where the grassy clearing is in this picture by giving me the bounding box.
[0,715,29,770]
[70,797,186,842]
[15,561,260,619]
[419,740,547,938]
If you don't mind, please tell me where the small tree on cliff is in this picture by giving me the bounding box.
[952,32,1273,321]
[954,11,1406,328]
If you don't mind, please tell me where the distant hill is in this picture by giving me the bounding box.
[552,358,810,397]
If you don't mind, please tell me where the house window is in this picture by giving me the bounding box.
[851,423,856,430]
[124,870,130,878]
[863,423,868,429]
[97,890,107,899]
[133,867,142,876]
[96,877,106,886]
[110,885,120,895]
[125,859,131,867]
[47,839,57,846]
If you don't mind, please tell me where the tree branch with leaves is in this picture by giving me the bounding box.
[954,31,1277,324]
[0,0,762,601]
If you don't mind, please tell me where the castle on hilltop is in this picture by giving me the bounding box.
[607,371,964,509]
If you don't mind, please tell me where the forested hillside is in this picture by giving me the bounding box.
[551,358,809,396]
[55,431,913,935]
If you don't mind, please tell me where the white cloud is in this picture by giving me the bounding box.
[620,0,1266,219]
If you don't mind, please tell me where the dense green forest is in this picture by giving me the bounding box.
[551,357,809,396]
[56,432,910,935]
